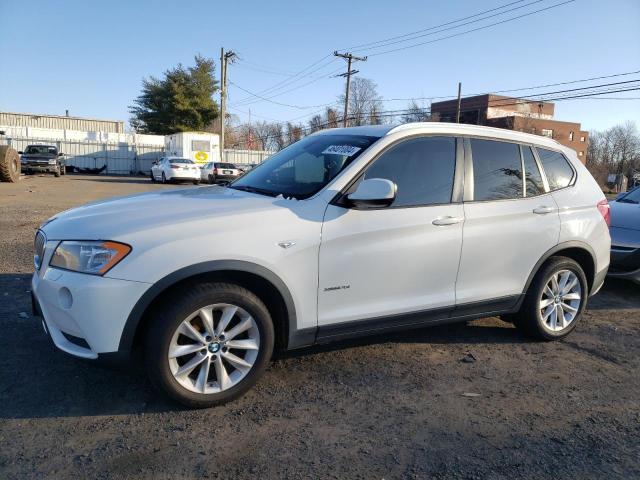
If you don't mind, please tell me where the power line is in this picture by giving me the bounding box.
[230,56,339,105]
[229,81,335,110]
[350,0,548,54]
[342,0,531,51]
[230,65,344,108]
[364,0,575,57]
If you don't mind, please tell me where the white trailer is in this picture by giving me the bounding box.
[164,132,220,166]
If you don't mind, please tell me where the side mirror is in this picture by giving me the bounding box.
[347,178,396,208]
[18,151,23,155]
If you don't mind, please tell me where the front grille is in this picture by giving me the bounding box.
[34,230,46,270]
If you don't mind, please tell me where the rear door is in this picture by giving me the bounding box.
[455,138,560,306]
[318,135,465,327]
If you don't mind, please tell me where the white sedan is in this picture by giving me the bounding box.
[151,157,201,184]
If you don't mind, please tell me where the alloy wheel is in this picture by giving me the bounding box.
[167,303,260,394]
[539,269,582,332]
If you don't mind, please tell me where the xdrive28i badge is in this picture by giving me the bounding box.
[324,285,350,292]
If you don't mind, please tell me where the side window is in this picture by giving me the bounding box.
[521,146,545,196]
[537,148,574,190]
[471,139,523,201]
[362,136,456,207]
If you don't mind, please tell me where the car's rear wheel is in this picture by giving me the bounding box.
[208,174,215,184]
[514,256,587,340]
[144,282,274,408]
[193,179,200,185]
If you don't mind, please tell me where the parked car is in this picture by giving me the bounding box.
[200,162,242,184]
[607,186,640,284]
[151,157,200,184]
[31,123,610,408]
[20,145,66,177]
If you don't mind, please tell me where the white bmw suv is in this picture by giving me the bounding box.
[32,123,611,407]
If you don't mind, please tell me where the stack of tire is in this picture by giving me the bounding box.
[0,145,20,183]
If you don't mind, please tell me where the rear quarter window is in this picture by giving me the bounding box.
[537,148,574,190]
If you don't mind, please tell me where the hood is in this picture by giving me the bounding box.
[610,201,640,231]
[41,186,284,240]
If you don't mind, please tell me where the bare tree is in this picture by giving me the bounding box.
[586,121,640,187]
[338,77,383,126]
[308,114,324,133]
[325,107,340,128]
[285,122,303,144]
[400,100,430,123]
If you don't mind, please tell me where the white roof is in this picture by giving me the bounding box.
[315,122,563,150]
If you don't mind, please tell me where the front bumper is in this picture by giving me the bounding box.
[31,246,151,359]
[22,163,58,173]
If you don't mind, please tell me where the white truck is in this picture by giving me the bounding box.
[164,132,220,167]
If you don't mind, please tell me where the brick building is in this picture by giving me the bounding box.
[431,94,589,162]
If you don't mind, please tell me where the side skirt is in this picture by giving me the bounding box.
[289,295,522,348]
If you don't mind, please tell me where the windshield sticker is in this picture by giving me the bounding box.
[321,145,361,156]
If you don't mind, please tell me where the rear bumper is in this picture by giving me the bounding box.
[607,243,640,284]
[168,170,200,180]
[591,266,609,295]
[213,174,239,182]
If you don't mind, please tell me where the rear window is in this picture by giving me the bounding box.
[471,139,523,201]
[215,163,236,169]
[537,148,574,190]
[170,158,194,164]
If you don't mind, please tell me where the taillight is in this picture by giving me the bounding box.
[170,164,180,169]
[597,199,611,227]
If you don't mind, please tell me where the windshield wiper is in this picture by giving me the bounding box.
[229,185,279,197]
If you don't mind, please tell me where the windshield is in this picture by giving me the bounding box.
[25,145,57,155]
[169,158,193,164]
[618,187,640,204]
[229,134,379,199]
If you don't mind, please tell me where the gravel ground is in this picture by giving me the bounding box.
[1,174,639,479]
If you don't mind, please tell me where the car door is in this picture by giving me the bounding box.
[152,158,162,179]
[317,135,465,330]
[455,138,560,306]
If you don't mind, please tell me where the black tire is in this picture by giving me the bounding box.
[150,171,156,183]
[144,282,275,408]
[514,256,588,340]
[209,174,216,184]
[193,179,200,185]
[161,172,166,184]
[0,145,20,183]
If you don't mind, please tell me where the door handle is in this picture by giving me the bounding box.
[432,216,464,226]
[533,206,555,215]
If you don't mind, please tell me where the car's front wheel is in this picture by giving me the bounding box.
[144,282,274,408]
[514,256,588,340]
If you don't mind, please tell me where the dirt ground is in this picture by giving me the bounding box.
[1,174,639,479]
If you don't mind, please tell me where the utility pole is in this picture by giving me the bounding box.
[334,51,367,127]
[220,47,236,161]
[456,82,462,123]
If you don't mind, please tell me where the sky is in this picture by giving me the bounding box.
[1,0,639,132]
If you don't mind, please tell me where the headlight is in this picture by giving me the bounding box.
[50,241,131,275]
[48,159,57,164]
